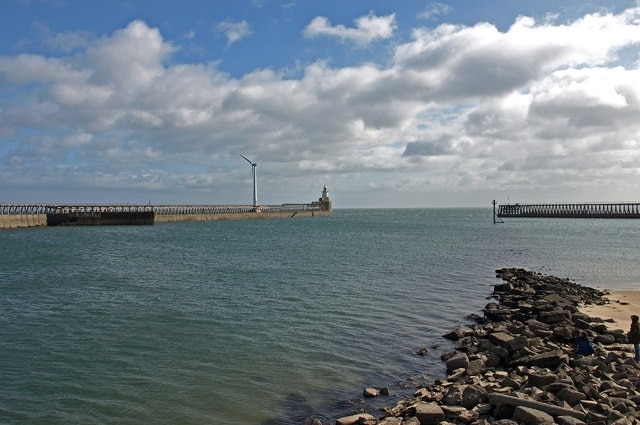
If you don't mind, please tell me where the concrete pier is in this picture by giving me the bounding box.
[0,199,332,229]
[0,213,47,229]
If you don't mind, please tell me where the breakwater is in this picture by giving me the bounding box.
[0,200,332,229]
[329,268,639,424]
[497,202,640,218]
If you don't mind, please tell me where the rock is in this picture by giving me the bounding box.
[488,393,586,420]
[443,327,466,341]
[488,331,514,346]
[594,333,616,345]
[466,358,486,376]
[504,335,528,352]
[441,405,478,423]
[414,402,445,425]
[556,387,586,406]
[328,269,640,425]
[445,353,469,372]
[538,309,571,324]
[335,413,377,425]
[444,385,464,405]
[377,417,402,425]
[363,387,379,397]
[556,416,586,425]
[526,373,558,388]
[461,384,488,409]
[510,349,569,369]
[513,406,555,424]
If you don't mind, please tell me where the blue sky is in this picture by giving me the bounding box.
[1,0,639,207]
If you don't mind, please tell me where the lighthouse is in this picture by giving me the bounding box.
[321,185,330,203]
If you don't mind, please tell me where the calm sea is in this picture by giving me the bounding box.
[2,208,640,424]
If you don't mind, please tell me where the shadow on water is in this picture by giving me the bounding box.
[258,393,328,425]
[260,371,437,424]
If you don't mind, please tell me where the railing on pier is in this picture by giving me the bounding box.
[497,202,640,218]
[0,202,328,216]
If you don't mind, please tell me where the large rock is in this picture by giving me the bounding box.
[335,413,377,425]
[414,402,445,425]
[513,405,556,424]
[461,384,488,409]
[488,331,514,346]
[511,349,569,368]
[445,352,469,372]
[538,309,571,324]
[527,373,558,388]
[556,387,586,406]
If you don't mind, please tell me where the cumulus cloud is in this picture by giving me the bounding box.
[216,20,252,46]
[303,11,397,45]
[1,6,640,205]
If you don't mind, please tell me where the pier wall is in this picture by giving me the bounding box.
[155,209,331,222]
[0,202,332,229]
[0,214,47,229]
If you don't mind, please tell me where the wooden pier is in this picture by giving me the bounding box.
[497,202,640,219]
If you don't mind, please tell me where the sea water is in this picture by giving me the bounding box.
[1,208,640,425]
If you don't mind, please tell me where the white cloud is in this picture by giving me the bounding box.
[2,6,640,206]
[303,11,397,45]
[418,3,452,21]
[216,20,252,46]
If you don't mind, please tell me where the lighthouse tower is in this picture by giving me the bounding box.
[318,185,332,211]
[321,185,330,202]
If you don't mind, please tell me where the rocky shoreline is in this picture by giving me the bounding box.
[320,268,640,425]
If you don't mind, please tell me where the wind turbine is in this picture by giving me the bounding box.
[240,154,258,208]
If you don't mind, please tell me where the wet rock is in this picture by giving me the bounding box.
[336,412,377,425]
[363,387,379,398]
[442,327,466,341]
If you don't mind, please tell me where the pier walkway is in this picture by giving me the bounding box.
[497,202,640,218]
[0,202,331,228]
[0,203,327,216]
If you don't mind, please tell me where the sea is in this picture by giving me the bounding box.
[2,208,640,425]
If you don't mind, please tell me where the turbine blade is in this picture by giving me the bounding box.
[240,154,253,164]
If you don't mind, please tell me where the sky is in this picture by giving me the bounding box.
[1,0,639,208]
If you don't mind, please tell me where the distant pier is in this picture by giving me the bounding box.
[497,202,640,219]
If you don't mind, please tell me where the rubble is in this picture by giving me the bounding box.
[330,268,639,425]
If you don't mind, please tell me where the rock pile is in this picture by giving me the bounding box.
[329,268,640,425]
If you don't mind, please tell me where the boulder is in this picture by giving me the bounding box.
[511,349,569,369]
[414,402,445,425]
[488,331,514,346]
[363,387,379,397]
[461,384,488,409]
[556,387,586,406]
[513,405,555,424]
[335,413,377,425]
[445,353,469,372]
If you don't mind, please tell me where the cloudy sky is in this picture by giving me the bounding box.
[1,0,639,208]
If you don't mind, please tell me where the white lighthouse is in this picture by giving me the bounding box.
[321,185,330,203]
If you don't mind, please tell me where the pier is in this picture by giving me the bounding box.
[0,187,333,229]
[497,202,640,218]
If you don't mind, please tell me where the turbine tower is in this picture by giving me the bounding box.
[240,154,258,208]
